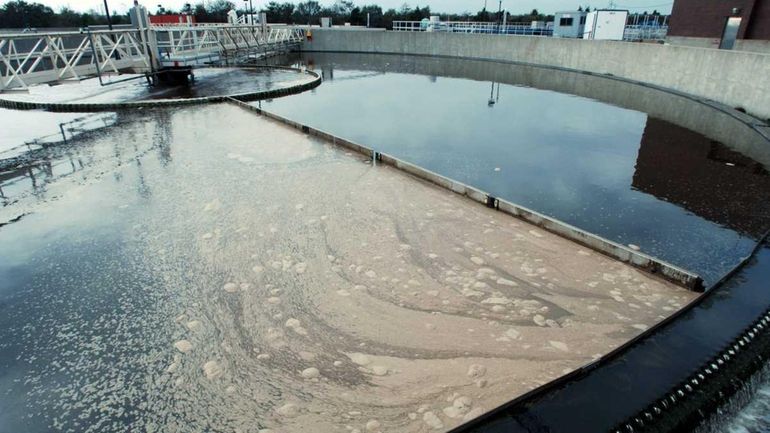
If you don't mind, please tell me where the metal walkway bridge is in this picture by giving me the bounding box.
[0,24,305,91]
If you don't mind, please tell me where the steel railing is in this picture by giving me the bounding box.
[392,20,668,41]
[392,21,553,36]
[0,25,305,90]
[0,29,151,90]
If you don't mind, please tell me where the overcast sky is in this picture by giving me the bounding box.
[10,0,673,15]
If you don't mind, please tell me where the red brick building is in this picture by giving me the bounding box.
[667,0,770,51]
[149,14,196,25]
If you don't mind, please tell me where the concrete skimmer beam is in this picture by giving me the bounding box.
[227,97,704,292]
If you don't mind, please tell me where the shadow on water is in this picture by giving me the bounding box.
[633,118,770,240]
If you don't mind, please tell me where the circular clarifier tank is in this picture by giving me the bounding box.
[1,52,770,433]
[0,65,321,110]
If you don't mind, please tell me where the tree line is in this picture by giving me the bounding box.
[0,0,556,30]
[0,0,663,30]
[0,0,131,28]
[259,1,556,28]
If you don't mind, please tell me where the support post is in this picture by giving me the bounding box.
[87,29,104,86]
[103,0,113,30]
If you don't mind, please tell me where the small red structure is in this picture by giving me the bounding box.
[149,14,196,25]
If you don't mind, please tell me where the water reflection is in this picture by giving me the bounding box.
[0,110,166,208]
[634,118,770,239]
[152,108,174,166]
[262,52,770,284]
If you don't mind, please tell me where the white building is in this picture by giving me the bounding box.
[553,11,587,38]
[583,9,629,40]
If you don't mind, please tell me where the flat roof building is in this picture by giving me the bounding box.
[553,11,587,38]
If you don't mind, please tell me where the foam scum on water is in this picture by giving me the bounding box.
[0,104,695,433]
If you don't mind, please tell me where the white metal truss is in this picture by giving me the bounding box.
[0,25,305,91]
[153,25,304,66]
[0,29,152,90]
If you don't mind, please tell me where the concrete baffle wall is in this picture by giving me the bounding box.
[301,30,770,121]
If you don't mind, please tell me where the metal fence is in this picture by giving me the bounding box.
[392,21,553,36]
[623,25,669,42]
[392,20,667,41]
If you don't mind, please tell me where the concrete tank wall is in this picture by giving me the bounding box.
[301,30,770,121]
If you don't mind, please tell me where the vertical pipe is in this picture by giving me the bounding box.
[59,123,67,143]
[497,0,502,34]
[87,29,104,86]
[103,0,113,30]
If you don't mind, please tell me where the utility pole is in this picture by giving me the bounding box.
[103,0,119,61]
[497,0,502,34]
[103,0,113,30]
[242,0,254,25]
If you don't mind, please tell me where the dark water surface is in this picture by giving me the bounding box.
[263,53,770,284]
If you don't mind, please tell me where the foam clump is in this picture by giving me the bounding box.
[365,420,381,431]
[467,364,487,378]
[285,318,308,335]
[174,340,193,353]
[203,360,223,379]
[185,320,202,332]
[371,365,388,376]
[301,367,320,379]
[276,403,300,417]
[349,353,372,366]
[443,395,472,418]
[422,411,444,429]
